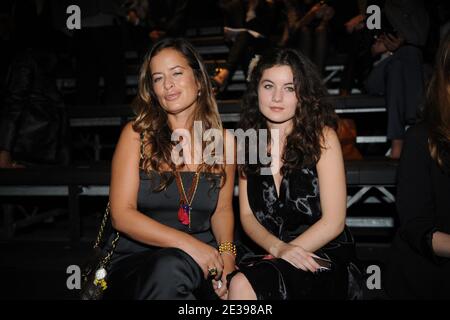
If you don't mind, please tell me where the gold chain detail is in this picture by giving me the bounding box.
[93,202,120,268]
[218,242,237,257]
[178,172,200,207]
[102,231,120,266]
[178,170,201,230]
[94,202,111,248]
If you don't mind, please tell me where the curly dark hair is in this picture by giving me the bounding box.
[424,31,450,173]
[238,48,338,177]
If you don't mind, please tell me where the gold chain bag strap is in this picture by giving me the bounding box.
[80,202,120,300]
[80,131,147,299]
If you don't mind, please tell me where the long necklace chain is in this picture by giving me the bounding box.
[178,171,200,207]
[175,168,201,230]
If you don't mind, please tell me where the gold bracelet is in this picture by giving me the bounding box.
[218,241,237,257]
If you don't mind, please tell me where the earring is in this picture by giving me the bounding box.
[197,91,201,97]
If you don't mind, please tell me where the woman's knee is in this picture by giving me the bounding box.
[315,25,327,34]
[139,248,201,299]
[395,45,422,62]
[387,58,404,75]
[388,47,422,73]
[147,248,195,281]
[228,272,254,297]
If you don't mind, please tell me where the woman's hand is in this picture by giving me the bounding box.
[0,151,25,169]
[345,14,365,33]
[126,10,140,26]
[149,30,166,42]
[371,37,388,56]
[212,253,236,299]
[182,238,224,280]
[273,242,321,272]
[309,3,323,16]
[319,5,335,21]
[381,33,404,52]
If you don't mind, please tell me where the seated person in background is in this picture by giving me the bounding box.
[125,0,189,59]
[279,0,335,74]
[334,0,366,96]
[71,0,127,105]
[385,31,450,299]
[212,0,278,93]
[227,48,361,300]
[364,0,430,159]
[0,47,69,168]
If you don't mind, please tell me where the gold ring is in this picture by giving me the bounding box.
[208,267,218,277]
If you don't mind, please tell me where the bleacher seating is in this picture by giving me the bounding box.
[66,94,388,161]
[0,8,401,300]
[2,21,394,249]
[0,159,398,244]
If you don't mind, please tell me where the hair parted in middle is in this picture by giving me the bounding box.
[132,38,225,191]
[239,47,338,177]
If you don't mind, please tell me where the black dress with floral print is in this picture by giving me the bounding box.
[229,168,362,300]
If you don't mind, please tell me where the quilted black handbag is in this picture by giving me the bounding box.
[80,202,120,300]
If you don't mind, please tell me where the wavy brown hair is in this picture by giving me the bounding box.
[238,48,338,177]
[132,38,225,191]
[424,31,450,172]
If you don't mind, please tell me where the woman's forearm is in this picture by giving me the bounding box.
[112,208,198,251]
[432,231,450,258]
[290,218,345,253]
[241,213,284,256]
[211,206,235,245]
[0,150,12,164]
[211,206,236,272]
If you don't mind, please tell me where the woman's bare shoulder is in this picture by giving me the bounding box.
[121,121,141,141]
[321,125,339,149]
[114,121,141,162]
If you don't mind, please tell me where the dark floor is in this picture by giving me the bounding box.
[0,200,392,300]
[0,239,390,300]
[0,208,100,300]
[0,241,387,300]
[0,241,91,300]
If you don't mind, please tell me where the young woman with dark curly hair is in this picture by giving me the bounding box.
[227,48,359,300]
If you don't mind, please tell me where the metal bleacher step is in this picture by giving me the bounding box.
[196,44,229,56]
[346,216,394,228]
[189,35,226,46]
[67,95,386,125]
[0,159,398,243]
[186,26,223,37]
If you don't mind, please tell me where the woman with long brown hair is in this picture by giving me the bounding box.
[102,38,236,299]
[385,32,450,299]
[227,48,359,300]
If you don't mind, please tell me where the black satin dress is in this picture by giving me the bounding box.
[229,168,360,300]
[102,170,222,300]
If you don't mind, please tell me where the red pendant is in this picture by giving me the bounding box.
[178,204,190,225]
